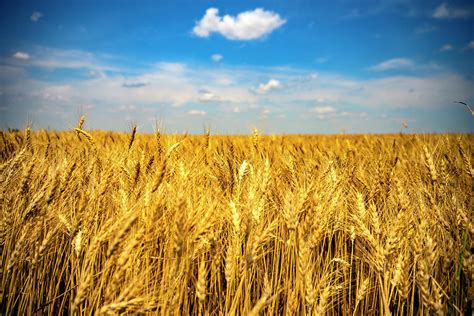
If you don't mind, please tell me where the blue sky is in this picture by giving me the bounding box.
[0,0,473,133]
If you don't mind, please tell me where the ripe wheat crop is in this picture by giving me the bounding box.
[0,125,472,315]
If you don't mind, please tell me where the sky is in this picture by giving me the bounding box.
[0,0,473,134]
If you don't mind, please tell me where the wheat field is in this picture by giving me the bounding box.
[0,124,472,315]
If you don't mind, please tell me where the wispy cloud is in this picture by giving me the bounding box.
[13,52,30,60]
[342,2,420,19]
[193,8,286,40]
[211,54,223,62]
[30,11,43,22]
[6,56,470,113]
[155,62,186,73]
[468,41,474,49]
[439,44,453,52]
[433,3,472,19]
[3,45,473,132]
[253,79,281,94]
[309,106,336,115]
[188,109,206,116]
[38,85,72,102]
[369,58,414,71]
[19,47,119,72]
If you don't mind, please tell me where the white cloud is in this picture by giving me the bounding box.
[188,109,206,116]
[13,52,30,60]
[211,54,223,62]
[156,62,186,73]
[369,58,414,71]
[2,46,473,133]
[39,85,72,102]
[254,79,281,94]
[260,108,271,118]
[468,41,474,49]
[193,8,286,40]
[349,75,472,108]
[31,11,43,22]
[310,106,336,115]
[268,72,473,111]
[439,44,453,52]
[433,3,472,19]
[198,89,219,102]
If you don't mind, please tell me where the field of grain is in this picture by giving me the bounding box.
[0,125,472,315]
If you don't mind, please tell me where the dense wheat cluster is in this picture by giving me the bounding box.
[0,124,473,315]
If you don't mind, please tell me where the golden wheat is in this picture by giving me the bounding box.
[0,126,472,315]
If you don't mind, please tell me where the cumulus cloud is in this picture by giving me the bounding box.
[198,89,219,102]
[433,3,472,19]
[13,52,30,60]
[310,106,336,115]
[369,58,414,71]
[31,11,43,22]
[211,54,223,62]
[439,44,453,52]
[188,109,206,116]
[254,79,281,94]
[193,8,286,40]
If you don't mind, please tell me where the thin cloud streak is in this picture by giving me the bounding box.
[369,58,414,71]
